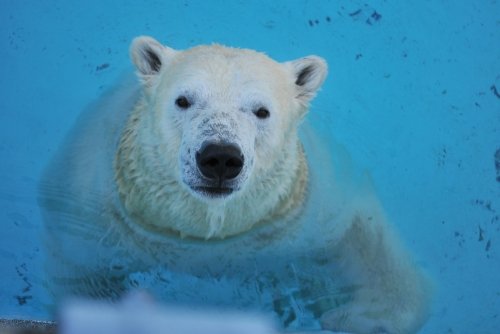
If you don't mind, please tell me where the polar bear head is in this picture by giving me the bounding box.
[115,36,327,239]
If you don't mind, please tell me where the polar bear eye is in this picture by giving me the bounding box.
[254,107,270,119]
[175,96,191,109]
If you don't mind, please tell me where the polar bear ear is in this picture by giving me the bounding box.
[286,56,328,103]
[130,36,176,85]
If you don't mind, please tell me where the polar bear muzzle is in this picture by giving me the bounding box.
[194,141,244,197]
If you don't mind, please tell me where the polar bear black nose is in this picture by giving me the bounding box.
[196,142,244,182]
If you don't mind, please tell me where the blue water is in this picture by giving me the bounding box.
[0,1,499,333]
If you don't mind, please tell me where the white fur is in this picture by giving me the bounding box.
[39,36,431,333]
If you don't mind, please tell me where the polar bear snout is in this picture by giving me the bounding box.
[196,141,244,184]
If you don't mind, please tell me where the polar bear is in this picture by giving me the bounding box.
[39,36,431,333]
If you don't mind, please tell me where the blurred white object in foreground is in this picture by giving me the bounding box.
[59,292,345,334]
[59,292,277,334]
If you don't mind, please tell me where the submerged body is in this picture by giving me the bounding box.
[39,37,431,333]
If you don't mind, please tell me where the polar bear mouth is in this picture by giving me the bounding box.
[192,186,234,198]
